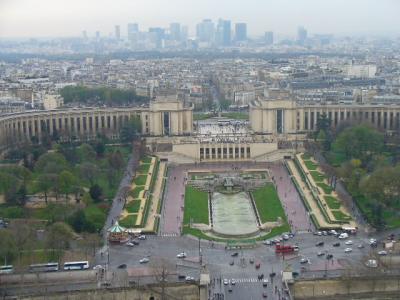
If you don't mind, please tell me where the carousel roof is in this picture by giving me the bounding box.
[108,221,126,233]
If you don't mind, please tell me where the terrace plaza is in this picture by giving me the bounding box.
[1,95,400,161]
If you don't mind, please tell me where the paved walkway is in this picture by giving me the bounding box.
[269,162,313,232]
[102,144,139,240]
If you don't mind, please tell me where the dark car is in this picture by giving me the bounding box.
[117,264,127,269]
[269,272,276,278]
[292,271,299,277]
[231,252,239,257]
[333,242,340,247]
[131,240,140,245]
[326,254,333,259]
[316,241,324,247]
[178,275,186,280]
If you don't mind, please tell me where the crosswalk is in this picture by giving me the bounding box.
[159,233,179,237]
[232,278,260,283]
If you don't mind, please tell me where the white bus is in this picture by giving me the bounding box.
[63,261,89,271]
[0,265,14,274]
[29,263,59,273]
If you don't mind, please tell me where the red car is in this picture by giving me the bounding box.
[256,262,261,269]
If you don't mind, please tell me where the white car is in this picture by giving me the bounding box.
[344,248,352,253]
[262,279,269,286]
[263,240,272,246]
[345,240,353,245]
[138,235,146,240]
[300,258,310,264]
[231,279,236,285]
[126,242,135,247]
[369,238,377,245]
[177,252,187,258]
[185,276,195,282]
[357,244,365,249]
[282,234,289,240]
[378,250,388,256]
[139,258,149,264]
[223,278,229,285]
[338,233,349,239]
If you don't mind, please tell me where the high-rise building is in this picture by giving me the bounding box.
[181,25,188,42]
[82,30,88,40]
[235,23,247,41]
[265,31,273,45]
[149,27,165,48]
[216,19,231,46]
[196,19,214,43]
[115,25,121,40]
[169,23,181,41]
[127,23,139,41]
[95,31,100,40]
[297,26,307,45]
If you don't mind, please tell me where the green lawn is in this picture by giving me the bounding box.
[317,182,333,194]
[325,196,341,209]
[0,205,25,219]
[183,186,209,225]
[303,160,318,171]
[332,210,351,222]
[119,214,138,228]
[220,112,249,120]
[126,200,141,213]
[134,175,147,186]
[252,184,286,223]
[137,163,150,174]
[141,156,153,164]
[193,113,212,121]
[130,186,143,199]
[310,171,326,182]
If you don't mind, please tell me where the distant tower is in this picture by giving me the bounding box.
[127,23,139,41]
[169,23,181,41]
[297,26,307,45]
[265,31,273,45]
[95,31,100,40]
[115,25,121,40]
[235,23,247,41]
[82,30,88,40]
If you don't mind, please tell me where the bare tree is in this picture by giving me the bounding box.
[151,258,174,300]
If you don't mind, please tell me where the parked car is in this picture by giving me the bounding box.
[139,258,149,264]
[117,264,127,269]
[231,279,236,285]
[185,276,195,282]
[333,242,340,247]
[177,252,187,258]
[223,279,229,285]
[317,251,325,256]
[126,242,135,247]
[138,235,146,240]
[378,250,388,256]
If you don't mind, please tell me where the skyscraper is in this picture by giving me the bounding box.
[95,31,100,40]
[115,25,121,40]
[265,31,273,45]
[82,30,88,40]
[217,19,231,46]
[127,23,139,41]
[169,23,181,41]
[297,26,307,45]
[235,23,247,41]
[196,19,214,43]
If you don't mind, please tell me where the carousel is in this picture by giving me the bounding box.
[107,221,129,243]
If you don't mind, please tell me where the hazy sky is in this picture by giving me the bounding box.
[0,0,399,38]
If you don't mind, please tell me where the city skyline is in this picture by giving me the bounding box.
[1,0,400,38]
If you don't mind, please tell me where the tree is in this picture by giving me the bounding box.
[0,172,20,204]
[94,140,106,157]
[332,125,384,164]
[36,173,57,204]
[77,143,96,163]
[35,152,68,174]
[79,162,99,186]
[0,229,17,264]
[58,170,77,203]
[89,184,103,203]
[45,222,74,262]
[68,209,87,233]
[120,117,142,143]
[316,113,331,133]
[107,150,125,187]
